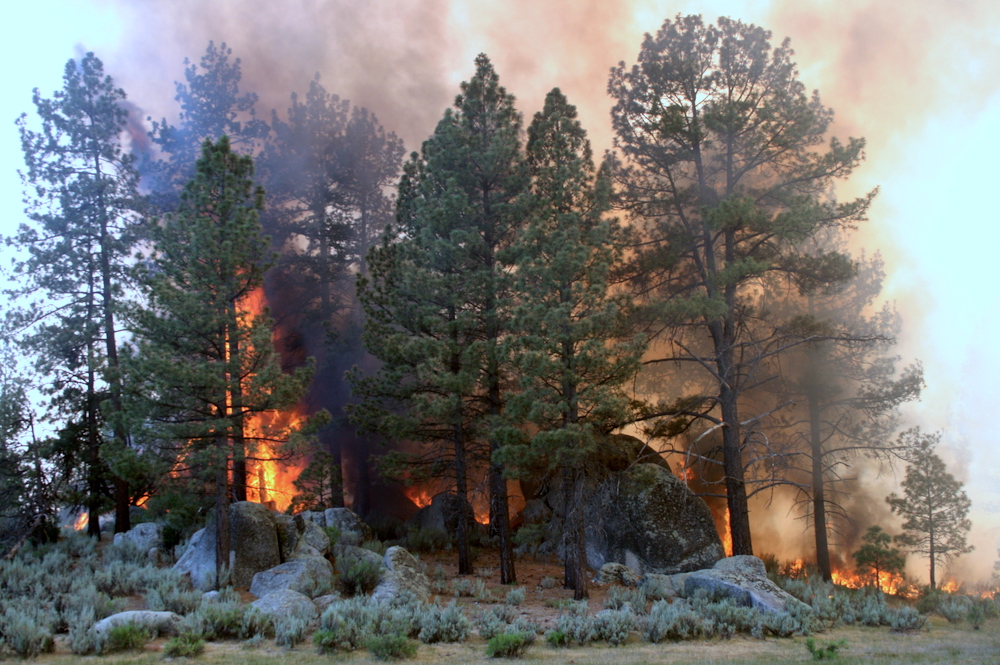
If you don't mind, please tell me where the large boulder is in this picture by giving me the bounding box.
[370,546,429,603]
[584,464,723,575]
[324,508,372,546]
[684,555,809,614]
[92,611,181,637]
[250,588,318,623]
[275,514,330,561]
[230,501,282,588]
[250,556,335,599]
[113,522,163,553]
[334,544,385,572]
[174,502,282,591]
[640,572,692,600]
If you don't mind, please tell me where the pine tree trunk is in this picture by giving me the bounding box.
[229,309,247,503]
[720,388,753,556]
[454,424,472,575]
[568,465,588,600]
[214,441,230,589]
[809,390,832,581]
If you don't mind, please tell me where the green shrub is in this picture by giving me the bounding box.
[475,605,519,640]
[0,607,55,658]
[361,539,388,556]
[806,637,846,660]
[644,599,708,642]
[545,629,569,647]
[504,587,525,606]
[405,527,449,553]
[103,623,152,653]
[338,558,383,596]
[146,580,202,615]
[163,633,206,658]
[274,614,309,648]
[594,608,635,646]
[324,525,342,547]
[366,633,418,660]
[889,606,928,632]
[418,601,471,643]
[968,602,986,630]
[605,586,648,614]
[554,601,596,645]
[486,632,531,658]
[938,596,971,623]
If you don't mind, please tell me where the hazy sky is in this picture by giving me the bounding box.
[2,0,998,583]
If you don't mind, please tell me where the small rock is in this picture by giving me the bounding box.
[250,556,335,599]
[313,593,341,615]
[371,546,430,603]
[596,562,640,587]
[684,555,809,614]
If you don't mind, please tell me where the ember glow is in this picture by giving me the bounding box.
[71,513,87,531]
[403,486,433,509]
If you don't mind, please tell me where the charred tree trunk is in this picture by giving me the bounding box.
[720,385,752,556]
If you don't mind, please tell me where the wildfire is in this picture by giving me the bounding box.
[72,513,87,531]
[831,569,905,595]
[940,579,961,594]
[245,405,307,512]
[403,486,433,509]
[675,463,695,483]
[720,509,733,557]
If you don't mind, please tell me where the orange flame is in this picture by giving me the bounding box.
[245,406,307,512]
[72,513,87,531]
[720,509,733,557]
[940,579,961,594]
[831,569,905,595]
[404,486,433,509]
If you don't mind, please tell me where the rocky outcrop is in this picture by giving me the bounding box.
[334,544,384,572]
[175,502,283,591]
[370,546,429,603]
[250,588,318,623]
[92,611,181,637]
[250,555,335,599]
[585,464,723,575]
[640,572,692,599]
[684,555,810,614]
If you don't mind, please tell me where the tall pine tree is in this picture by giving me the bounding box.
[130,137,311,587]
[609,16,873,554]
[13,52,140,534]
[501,89,643,599]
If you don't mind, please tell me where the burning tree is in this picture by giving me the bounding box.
[12,53,142,535]
[888,429,973,589]
[609,15,873,555]
[498,89,643,599]
[852,525,906,589]
[129,136,312,587]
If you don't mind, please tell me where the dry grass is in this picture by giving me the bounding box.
[33,616,1000,665]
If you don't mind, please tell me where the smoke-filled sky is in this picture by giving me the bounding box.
[2,0,999,582]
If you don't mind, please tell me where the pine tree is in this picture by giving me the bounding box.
[500,89,642,599]
[13,52,141,534]
[609,15,873,555]
[130,136,311,587]
[853,525,906,588]
[351,55,526,581]
[887,429,972,589]
[146,42,268,209]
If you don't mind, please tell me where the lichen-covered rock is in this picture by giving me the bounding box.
[250,588,318,623]
[313,593,341,614]
[250,556,335,599]
[273,514,300,561]
[596,562,640,587]
[298,517,330,556]
[92,611,181,637]
[370,546,429,603]
[299,510,326,527]
[684,556,809,614]
[230,501,281,588]
[324,508,372,546]
[584,464,723,575]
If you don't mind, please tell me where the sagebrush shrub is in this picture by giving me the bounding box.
[103,623,152,653]
[644,599,708,642]
[554,601,596,645]
[418,601,471,643]
[338,558,383,596]
[274,614,309,648]
[605,586,648,614]
[594,608,635,646]
[163,633,206,657]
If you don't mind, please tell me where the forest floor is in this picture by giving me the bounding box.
[34,548,1000,664]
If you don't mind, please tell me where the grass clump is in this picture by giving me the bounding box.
[486,631,532,658]
[163,633,206,658]
[806,637,846,660]
[366,633,418,660]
